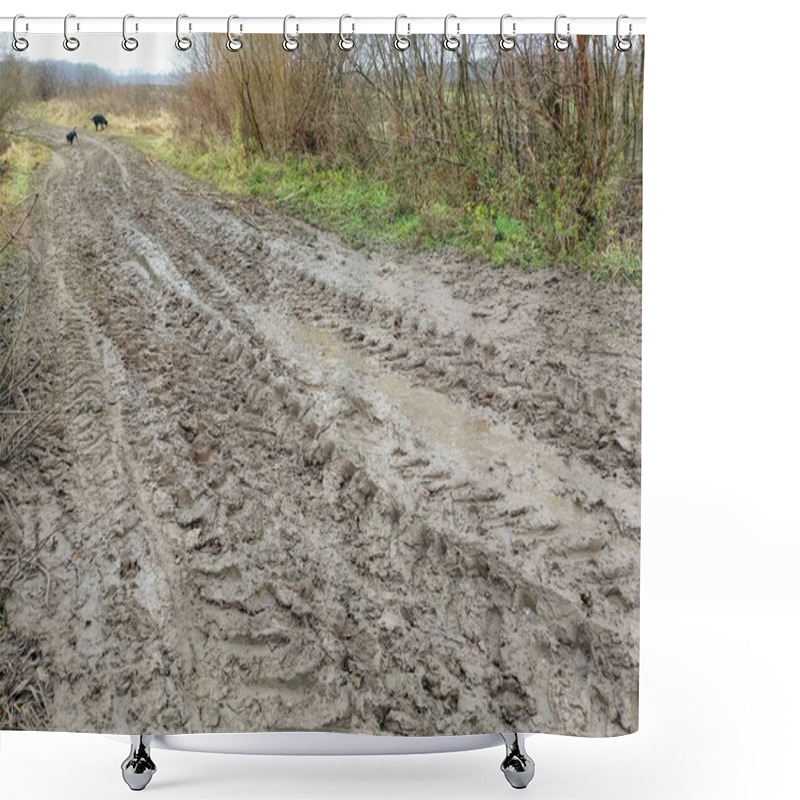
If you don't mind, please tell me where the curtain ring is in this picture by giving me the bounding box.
[63,13,80,51]
[394,14,410,51]
[616,14,632,51]
[553,14,570,51]
[226,15,243,51]
[499,13,515,51]
[443,13,459,51]
[283,15,298,51]
[122,14,139,51]
[176,13,192,51]
[339,14,354,51]
[12,14,29,52]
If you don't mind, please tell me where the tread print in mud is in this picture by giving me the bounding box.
[3,130,640,736]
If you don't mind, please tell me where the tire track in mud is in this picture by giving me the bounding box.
[7,129,640,736]
[9,147,195,730]
[136,173,641,484]
[89,132,640,483]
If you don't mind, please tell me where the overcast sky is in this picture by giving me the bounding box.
[2,32,183,75]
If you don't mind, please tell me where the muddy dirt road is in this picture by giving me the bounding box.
[2,129,640,736]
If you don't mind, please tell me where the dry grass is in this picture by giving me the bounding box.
[25,86,177,140]
[0,139,49,208]
[0,433,53,730]
[0,511,53,731]
[0,629,50,729]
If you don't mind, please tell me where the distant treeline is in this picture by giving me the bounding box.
[0,53,173,112]
[23,60,175,101]
[1,53,172,149]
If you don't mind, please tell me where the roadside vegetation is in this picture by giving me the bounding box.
[173,34,643,280]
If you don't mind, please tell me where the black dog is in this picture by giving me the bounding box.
[91,114,108,131]
[66,129,78,145]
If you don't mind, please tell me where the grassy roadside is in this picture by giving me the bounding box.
[142,135,550,265]
[25,99,641,283]
[0,138,50,210]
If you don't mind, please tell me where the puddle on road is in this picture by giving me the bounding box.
[287,318,533,472]
[131,224,542,484]
[133,236,599,528]
[243,301,586,526]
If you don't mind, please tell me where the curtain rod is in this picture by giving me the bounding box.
[0,16,646,36]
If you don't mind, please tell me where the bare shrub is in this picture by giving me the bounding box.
[173,34,643,261]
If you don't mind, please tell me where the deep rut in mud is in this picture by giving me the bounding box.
[2,129,640,736]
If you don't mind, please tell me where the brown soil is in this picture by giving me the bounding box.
[1,129,640,737]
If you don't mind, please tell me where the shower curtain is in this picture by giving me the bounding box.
[0,29,643,739]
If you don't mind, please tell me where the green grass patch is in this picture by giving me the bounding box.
[138,140,552,267]
[0,138,50,210]
[585,239,642,286]
[24,98,175,140]
[1,136,50,284]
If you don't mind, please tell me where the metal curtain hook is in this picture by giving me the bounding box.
[553,14,570,51]
[63,13,80,51]
[443,13,459,51]
[176,14,192,51]
[499,13,515,51]
[12,14,29,51]
[122,14,138,51]
[616,14,632,51]
[226,15,243,51]
[394,14,410,51]
[339,14,354,51]
[283,15,298,51]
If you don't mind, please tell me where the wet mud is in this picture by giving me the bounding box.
[1,130,641,736]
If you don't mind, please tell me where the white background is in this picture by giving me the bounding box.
[2,1,799,798]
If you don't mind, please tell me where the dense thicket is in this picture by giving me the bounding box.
[176,34,644,260]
